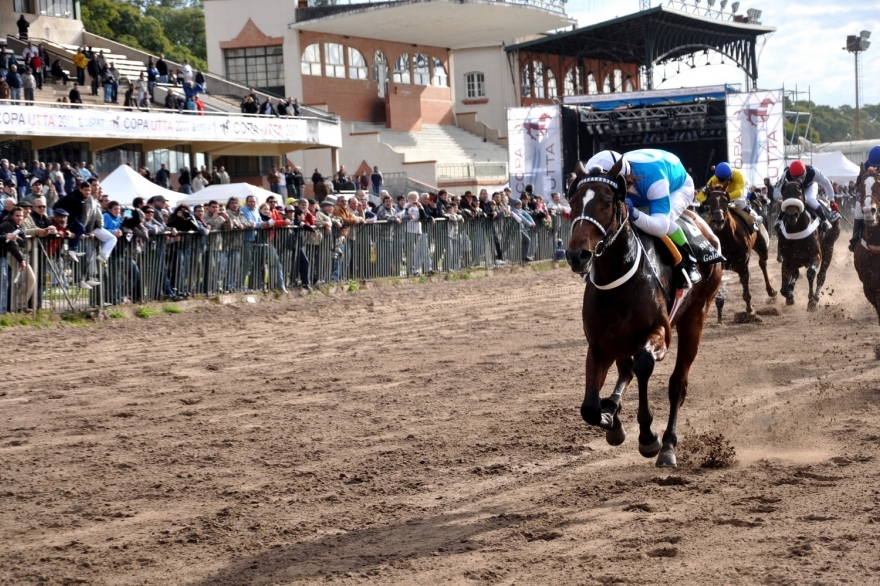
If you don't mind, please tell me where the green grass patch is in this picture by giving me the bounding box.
[162,304,183,314]
[136,306,158,319]
[108,310,125,319]
[529,261,555,272]
[347,281,359,293]
[60,311,91,326]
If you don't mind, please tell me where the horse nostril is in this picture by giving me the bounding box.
[579,250,593,265]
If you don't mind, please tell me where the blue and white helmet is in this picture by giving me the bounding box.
[585,150,631,178]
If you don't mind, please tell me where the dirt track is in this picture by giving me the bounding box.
[2,237,880,586]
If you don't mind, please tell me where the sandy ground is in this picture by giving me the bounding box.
[2,233,880,586]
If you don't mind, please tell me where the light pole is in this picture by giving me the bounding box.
[846,31,871,139]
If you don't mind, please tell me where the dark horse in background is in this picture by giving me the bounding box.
[854,174,880,325]
[565,161,722,468]
[777,182,841,310]
[704,188,776,322]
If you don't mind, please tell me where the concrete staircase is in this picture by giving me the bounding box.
[350,122,508,165]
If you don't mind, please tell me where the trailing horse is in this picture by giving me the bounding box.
[704,188,776,322]
[776,182,841,311]
[853,175,880,325]
[565,161,722,468]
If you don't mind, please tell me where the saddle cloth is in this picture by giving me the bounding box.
[675,214,725,265]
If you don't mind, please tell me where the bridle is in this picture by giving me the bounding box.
[571,175,628,258]
[706,189,730,221]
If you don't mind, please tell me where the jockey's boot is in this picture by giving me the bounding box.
[743,205,762,229]
[813,204,833,233]
[849,219,865,252]
[673,241,702,290]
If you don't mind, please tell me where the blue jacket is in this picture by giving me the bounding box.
[6,71,21,89]
[103,212,122,232]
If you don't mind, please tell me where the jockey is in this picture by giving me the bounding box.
[586,148,702,289]
[850,145,880,251]
[699,162,761,227]
[774,160,835,232]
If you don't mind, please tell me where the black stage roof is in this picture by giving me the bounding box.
[506,5,775,87]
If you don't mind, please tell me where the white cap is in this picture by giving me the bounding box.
[585,150,631,177]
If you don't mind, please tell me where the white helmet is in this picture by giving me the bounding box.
[585,150,630,178]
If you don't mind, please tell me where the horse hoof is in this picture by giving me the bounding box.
[768,289,778,298]
[606,423,626,447]
[639,437,662,458]
[807,302,817,312]
[655,450,677,468]
[785,296,795,306]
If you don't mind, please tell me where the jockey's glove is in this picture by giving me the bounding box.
[821,221,832,232]
[830,201,840,213]
[625,198,639,220]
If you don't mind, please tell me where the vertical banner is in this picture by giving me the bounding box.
[507,105,562,199]
[726,90,785,187]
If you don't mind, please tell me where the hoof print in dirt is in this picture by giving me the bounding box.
[652,475,690,487]
[733,311,762,324]
[523,530,563,542]
[624,502,654,513]
[755,306,780,317]
[646,546,678,558]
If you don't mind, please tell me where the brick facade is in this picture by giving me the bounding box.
[220,18,283,49]
[298,30,452,129]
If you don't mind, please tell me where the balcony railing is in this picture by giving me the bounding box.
[436,162,509,181]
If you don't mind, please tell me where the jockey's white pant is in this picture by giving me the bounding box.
[666,174,695,236]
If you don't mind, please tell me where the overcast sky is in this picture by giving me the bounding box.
[565,0,880,108]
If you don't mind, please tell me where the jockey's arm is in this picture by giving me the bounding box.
[812,168,836,202]
[698,176,721,203]
[726,170,746,201]
[630,181,673,238]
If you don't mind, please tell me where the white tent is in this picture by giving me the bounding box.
[810,151,861,183]
[99,164,182,207]
[178,182,279,206]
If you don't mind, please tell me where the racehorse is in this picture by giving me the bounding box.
[776,182,841,310]
[853,176,880,325]
[565,161,722,468]
[704,188,776,322]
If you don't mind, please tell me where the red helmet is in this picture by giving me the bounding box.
[789,160,806,177]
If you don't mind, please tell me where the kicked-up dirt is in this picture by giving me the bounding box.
[2,237,880,585]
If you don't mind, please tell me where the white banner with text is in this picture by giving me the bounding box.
[507,105,563,199]
[725,90,785,186]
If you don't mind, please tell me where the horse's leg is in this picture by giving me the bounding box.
[806,257,819,311]
[634,328,668,458]
[603,357,634,446]
[737,265,754,314]
[815,237,835,304]
[780,261,798,305]
[715,294,724,323]
[754,227,777,297]
[656,307,705,468]
[580,345,616,430]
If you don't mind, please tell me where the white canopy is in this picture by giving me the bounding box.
[811,151,861,183]
[99,164,182,207]
[178,182,279,206]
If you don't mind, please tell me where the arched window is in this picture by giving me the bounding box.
[624,75,634,92]
[301,44,321,76]
[532,61,545,99]
[433,57,448,87]
[348,47,367,80]
[394,53,410,84]
[602,74,612,93]
[564,67,582,96]
[413,53,430,85]
[324,43,345,78]
[613,69,623,92]
[586,72,597,94]
[373,51,388,97]
[546,69,557,99]
[521,65,532,98]
[465,72,485,98]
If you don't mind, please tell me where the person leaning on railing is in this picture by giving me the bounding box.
[0,205,36,312]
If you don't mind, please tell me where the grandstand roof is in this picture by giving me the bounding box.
[506,5,775,86]
[289,0,574,49]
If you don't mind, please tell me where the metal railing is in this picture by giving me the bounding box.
[436,162,509,181]
[0,215,571,314]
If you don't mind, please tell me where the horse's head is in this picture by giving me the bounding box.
[780,180,807,229]
[705,187,730,228]
[565,159,628,274]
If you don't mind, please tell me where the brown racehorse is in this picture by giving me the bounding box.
[777,182,841,310]
[565,161,722,468]
[704,188,776,322]
[853,177,880,325]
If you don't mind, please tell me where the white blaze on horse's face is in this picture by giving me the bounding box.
[583,189,595,205]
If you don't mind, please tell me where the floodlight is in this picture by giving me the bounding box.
[861,30,871,39]
[707,0,715,6]
[719,0,727,8]
[731,1,739,12]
